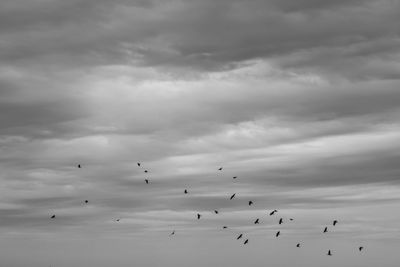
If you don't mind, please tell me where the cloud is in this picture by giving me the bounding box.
[0,1,400,266]
[0,0,398,76]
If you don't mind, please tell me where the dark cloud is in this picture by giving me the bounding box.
[267,0,368,12]
[0,100,86,132]
[0,0,398,76]
[261,151,400,188]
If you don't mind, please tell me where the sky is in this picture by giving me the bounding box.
[0,0,400,266]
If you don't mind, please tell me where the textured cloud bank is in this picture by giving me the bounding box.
[0,0,399,266]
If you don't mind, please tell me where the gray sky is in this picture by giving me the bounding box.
[1,0,400,266]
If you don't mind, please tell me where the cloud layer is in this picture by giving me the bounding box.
[0,0,400,266]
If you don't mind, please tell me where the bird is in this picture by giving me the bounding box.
[84,200,88,204]
[296,243,301,248]
[276,231,280,237]
[197,213,201,220]
[170,230,175,236]
[218,167,223,171]
[51,214,56,219]
[137,163,141,167]
[323,227,328,233]
[237,234,243,240]
[214,210,219,214]
[78,164,81,168]
[359,246,364,252]
[279,218,283,225]
[269,209,278,216]
[116,219,120,222]
[233,176,237,179]
[244,239,249,245]
[184,189,188,194]
[289,218,294,221]
[333,220,338,226]
[248,201,253,206]
[230,193,236,200]
[223,226,228,229]
[327,250,332,256]
[144,170,148,173]
[254,218,260,224]
[145,179,149,184]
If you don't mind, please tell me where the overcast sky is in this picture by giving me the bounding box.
[1,0,400,266]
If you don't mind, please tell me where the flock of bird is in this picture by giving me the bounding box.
[49,163,365,257]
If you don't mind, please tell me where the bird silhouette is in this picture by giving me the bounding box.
[218,167,223,171]
[78,164,81,168]
[230,193,236,200]
[333,220,338,226]
[289,218,294,221]
[170,230,175,236]
[276,231,280,237]
[359,246,364,252]
[197,213,201,219]
[254,218,260,224]
[233,176,237,179]
[279,218,283,224]
[145,179,149,184]
[237,234,243,240]
[248,201,253,206]
[296,243,300,247]
[116,219,120,222]
[51,215,55,219]
[84,200,88,204]
[269,210,278,216]
[244,239,249,245]
[144,170,148,173]
[223,226,228,229]
[327,250,332,256]
[323,227,328,233]
[184,189,188,194]
[137,163,141,167]
[214,210,219,214]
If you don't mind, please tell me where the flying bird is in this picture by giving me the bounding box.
[51,215,56,219]
[269,210,278,216]
[290,218,294,221]
[296,243,301,248]
[333,220,338,226]
[254,218,259,224]
[230,193,236,200]
[323,227,328,233]
[279,218,283,225]
[233,176,237,179]
[248,201,253,206]
[218,167,223,171]
[244,239,249,245]
[144,170,148,173]
[223,226,228,229]
[116,219,120,222]
[237,234,243,240]
[197,213,201,220]
[276,231,280,237]
[84,200,88,204]
[137,163,141,167]
[78,164,81,168]
[359,246,364,252]
[170,230,175,236]
[145,179,149,184]
[214,210,219,214]
[184,189,188,194]
[327,250,332,256]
